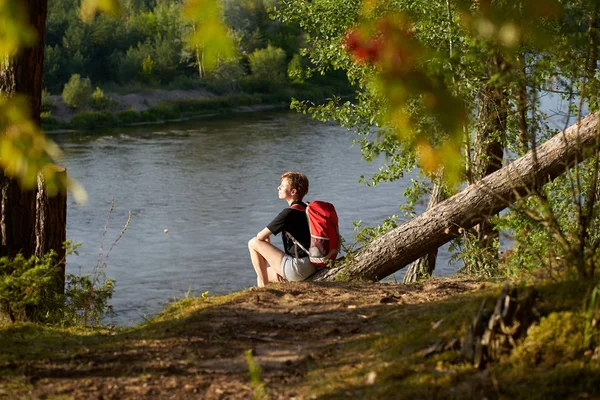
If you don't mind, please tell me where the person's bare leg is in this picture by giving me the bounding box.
[267,266,286,283]
[248,237,285,286]
[249,244,268,286]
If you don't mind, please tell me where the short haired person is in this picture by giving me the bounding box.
[248,172,316,287]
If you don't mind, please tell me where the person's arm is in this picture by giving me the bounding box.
[256,227,272,242]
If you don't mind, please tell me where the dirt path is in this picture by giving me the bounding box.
[3,279,483,399]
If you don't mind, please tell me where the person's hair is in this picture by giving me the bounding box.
[281,171,309,200]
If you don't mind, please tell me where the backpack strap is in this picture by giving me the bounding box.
[290,203,306,212]
[285,202,309,258]
[285,231,310,256]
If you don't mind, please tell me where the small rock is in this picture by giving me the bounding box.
[366,371,377,385]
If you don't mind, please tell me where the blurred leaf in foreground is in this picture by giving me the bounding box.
[345,14,467,185]
[80,0,122,22]
[0,0,37,56]
[183,0,235,71]
[0,95,87,203]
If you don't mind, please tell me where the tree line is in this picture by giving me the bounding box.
[43,0,340,94]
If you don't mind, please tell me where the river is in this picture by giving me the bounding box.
[55,110,454,325]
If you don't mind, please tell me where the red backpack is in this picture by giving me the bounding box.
[289,201,341,268]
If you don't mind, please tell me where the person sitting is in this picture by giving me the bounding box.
[248,171,316,287]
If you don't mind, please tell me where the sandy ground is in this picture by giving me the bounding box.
[0,278,484,399]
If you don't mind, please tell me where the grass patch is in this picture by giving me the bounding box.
[130,290,247,339]
[0,323,113,363]
[0,290,248,364]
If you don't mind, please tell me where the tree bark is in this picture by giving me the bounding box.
[469,53,508,269]
[0,1,49,260]
[0,177,37,258]
[35,166,67,293]
[403,182,446,283]
[310,112,600,282]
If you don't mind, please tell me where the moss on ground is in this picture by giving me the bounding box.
[290,279,600,399]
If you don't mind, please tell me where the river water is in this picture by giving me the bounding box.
[55,110,454,325]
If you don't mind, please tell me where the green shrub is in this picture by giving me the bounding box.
[164,95,264,115]
[41,88,54,112]
[146,103,179,120]
[0,252,60,322]
[248,45,287,91]
[167,75,202,90]
[140,109,159,121]
[117,109,142,124]
[91,87,112,110]
[62,74,93,108]
[61,270,115,327]
[287,53,306,84]
[141,54,155,82]
[205,60,244,94]
[0,207,128,327]
[41,114,65,131]
[0,242,113,325]
[58,240,116,327]
[71,110,118,129]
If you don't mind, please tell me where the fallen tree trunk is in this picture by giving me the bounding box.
[311,112,599,282]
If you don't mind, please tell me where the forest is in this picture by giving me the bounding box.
[2,0,600,398]
[43,0,341,94]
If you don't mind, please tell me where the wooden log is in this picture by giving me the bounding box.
[403,182,446,283]
[310,112,599,282]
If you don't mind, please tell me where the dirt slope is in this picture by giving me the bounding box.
[0,279,483,399]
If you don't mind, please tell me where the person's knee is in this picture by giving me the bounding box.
[248,237,258,250]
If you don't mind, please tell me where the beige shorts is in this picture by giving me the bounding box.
[280,255,316,281]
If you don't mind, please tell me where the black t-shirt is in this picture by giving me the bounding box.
[267,200,310,258]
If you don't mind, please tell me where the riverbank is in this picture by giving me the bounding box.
[1,277,598,399]
[41,84,345,132]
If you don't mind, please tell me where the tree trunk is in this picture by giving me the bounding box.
[0,177,37,258]
[310,112,599,282]
[468,53,508,271]
[0,2,66,315]
[0,0,49,259]
[35,166,67,293]
[515,54,529,154]
[403,182,446,283]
